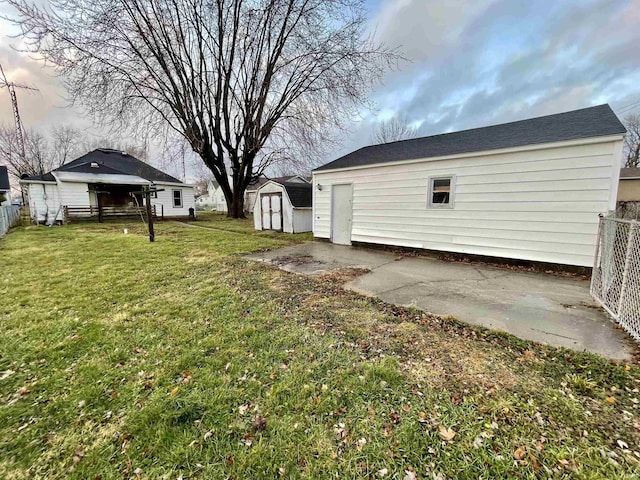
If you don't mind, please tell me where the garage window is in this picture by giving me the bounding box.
[427,176,454,208]
[172,189,183,208]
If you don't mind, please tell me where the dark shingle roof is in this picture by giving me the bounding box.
[22,148,182,183]
[620,167,640,179]
[248,175,308,191]
[21,172,56,182]
[282,182,312,207]
[315,104,626,172]
[0,166,9,190]
[57,149,182,182]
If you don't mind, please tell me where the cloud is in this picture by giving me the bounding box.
[337,0,640,160]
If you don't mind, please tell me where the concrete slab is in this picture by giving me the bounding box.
[246,242,633,360]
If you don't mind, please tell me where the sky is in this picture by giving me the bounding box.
[0,0,639,177]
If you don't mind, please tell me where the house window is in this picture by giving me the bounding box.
[172,189,183,208]
[427,176,454,208]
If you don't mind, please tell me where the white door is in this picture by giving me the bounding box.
[261,195,271,229]
[331,184,353,245]
[261,193,283,231]
[270,195,282,231]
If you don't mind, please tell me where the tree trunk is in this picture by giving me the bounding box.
[227,187,246,218]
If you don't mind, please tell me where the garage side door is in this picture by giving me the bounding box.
[331,184,353,245]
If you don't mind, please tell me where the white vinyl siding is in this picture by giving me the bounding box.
[152,184,195,217]
[313,137,624,267]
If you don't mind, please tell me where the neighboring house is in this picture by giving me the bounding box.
[253,178,312,233]
[312,104,626,267]
[20,148,196,224]
[195,180,219,208]
[0,166,10,206]
[618,167,640,202]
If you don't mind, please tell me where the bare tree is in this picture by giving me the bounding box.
[372,116,419,144]
[6,0,399,217]
[0,124,84,177]
[624,113,640,168]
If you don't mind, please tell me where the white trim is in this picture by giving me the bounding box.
[154,181,196,187]
[19,179,57,185]
[313,134,626,175]
[608,140,625,211]
[427,175,456,209]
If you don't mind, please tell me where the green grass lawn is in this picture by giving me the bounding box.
[1,220,639,479]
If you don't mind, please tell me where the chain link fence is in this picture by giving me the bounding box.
[591,215,640,342]
[0,205,20,238]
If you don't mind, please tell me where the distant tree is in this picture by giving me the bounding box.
[372,116,419,144]
[7,0,399,217]
[624,114,640,168]
[0,124,83,177]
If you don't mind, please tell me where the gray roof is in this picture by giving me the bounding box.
[281,182,312,207]
[23,148,183,183]
[248,175,308,191]
[315,104,626,172]
[620,167,640,179]
[0,166,9,191]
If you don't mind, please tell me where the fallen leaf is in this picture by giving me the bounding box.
[606,396,616,404]
[169,387,179,396]
[514,446,527,460]
[16,386,30,396]
[377,468,388,477]
[403,470,417,480]
[252,415,267,432]
[438,425,456,441]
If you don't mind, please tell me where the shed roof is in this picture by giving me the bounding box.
[281,182,312,208]
[315,104,626,172]
[22,149,183,183]
[620,167,640,179]
[0,166,9,191]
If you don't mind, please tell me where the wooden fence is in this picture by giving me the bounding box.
[64,205,159,222]
[0,205,20,237]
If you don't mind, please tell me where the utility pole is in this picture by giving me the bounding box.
[0,63,37,172]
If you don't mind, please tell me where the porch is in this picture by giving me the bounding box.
[65,183,163,222]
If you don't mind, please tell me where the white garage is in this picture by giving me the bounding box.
[253,179,312,233]
[312,104,627,267]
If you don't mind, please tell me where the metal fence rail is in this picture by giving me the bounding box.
[591,215,640,342]
[0,205,20,237]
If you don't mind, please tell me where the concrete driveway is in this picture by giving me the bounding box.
[247,242,633,360]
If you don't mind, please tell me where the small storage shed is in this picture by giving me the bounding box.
[312,104,627,267]
[253,179,312,233]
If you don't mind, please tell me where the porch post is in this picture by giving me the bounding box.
[145,186,155,242]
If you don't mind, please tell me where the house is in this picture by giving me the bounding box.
[195,179,218,209]
[0,166,10,206]
[20,148,196,224]
[253,178,312,233]
[618,167,640,202]
[312,104,626,267]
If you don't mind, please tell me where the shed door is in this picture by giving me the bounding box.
[331,184,353,245]
[260,193,283,231]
